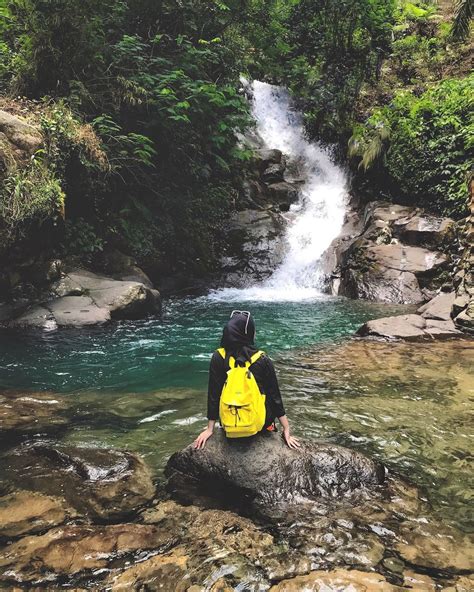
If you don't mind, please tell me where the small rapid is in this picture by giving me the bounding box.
[209,81,348,303]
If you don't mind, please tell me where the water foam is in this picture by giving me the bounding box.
[210,81,348,303]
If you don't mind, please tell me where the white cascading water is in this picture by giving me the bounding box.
[210,80,348,302]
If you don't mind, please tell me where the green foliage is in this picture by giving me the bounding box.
[61,218,104,259]
[247,0,397,140]
[0,0,250,273]
[451,0,473,41]
[0,0,471,273]
[350,75,473,217]
[0,99,109,254]
[0,157,64,231]
[349,119,391,170]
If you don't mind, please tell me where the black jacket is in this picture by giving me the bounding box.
[207,350,286,426]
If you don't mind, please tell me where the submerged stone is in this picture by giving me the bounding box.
[165,429,385,506]
[269,568,399,591]
[396,520,474,573]
[1,443,155,521]
[0,489,76,538]
[136,500,276,590]
[0,390,69,434]
[441,575,474,592]
[0,523,173,585]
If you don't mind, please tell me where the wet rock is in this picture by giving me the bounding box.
[138,500,277,590]
[105,548,189,591]
[356,313,462,340]
[0,390,69,433]
[48,295,111,327]
[442,575,474,592]
[454,301,474,333]
[0,523,173,585]
[1,443,155,521]
[286,516,385,570]
[67,270,160,319]
[339,242,448,305]
[266,181,300,209]
[270,568,399,591]
[3,268,161,328]
[403,569,437,591]
[452,293,470,318]
[254,148,283,170]
[262,162,285,183]
[0,490,76,538]
[393,214,455,248]
[342,266,423,304]
[382,556,405,575]
[397,521,474,572]
[417,291,456,321]
[365,244,447,275]
[166,429,385,506]
[336,201,453,305]
[7,304,56,329]
[220,209,286,284]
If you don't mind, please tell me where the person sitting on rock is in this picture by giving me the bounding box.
[193,310,300,449]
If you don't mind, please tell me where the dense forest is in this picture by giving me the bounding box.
[0,0,472,282]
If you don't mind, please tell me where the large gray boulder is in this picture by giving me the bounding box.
[339,240,448,304]
[2,268,161,329]
[165,430,385,505]
[335,202,454,305]
[66,270,160,319]
[356,313,461,340]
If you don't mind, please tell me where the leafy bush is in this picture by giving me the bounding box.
[0,0,251,274]
[282,0,396,140]
[0,157,64,232]
[349,75,473,217]
[61,218,104,259]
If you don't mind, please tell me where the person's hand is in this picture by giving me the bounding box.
[283,428,300,450]
[193,428,213,449]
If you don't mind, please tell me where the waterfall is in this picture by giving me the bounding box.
[211,80,348,302]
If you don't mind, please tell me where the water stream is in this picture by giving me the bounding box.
[213,81,347,301]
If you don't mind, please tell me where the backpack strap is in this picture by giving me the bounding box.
[217,348,264,369]
[217,347,235,369]
[246,350,265,368]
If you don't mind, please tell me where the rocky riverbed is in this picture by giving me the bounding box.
[1,348,473,591]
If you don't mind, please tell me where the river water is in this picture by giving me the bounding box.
[0,81,472,586]
[0,297,472,535]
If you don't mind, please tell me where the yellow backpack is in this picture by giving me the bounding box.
[217,347,266,438]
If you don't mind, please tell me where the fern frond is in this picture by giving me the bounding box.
[451,0,473,42]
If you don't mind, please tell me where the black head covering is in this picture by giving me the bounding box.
[220,312,257,364]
